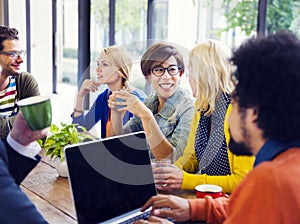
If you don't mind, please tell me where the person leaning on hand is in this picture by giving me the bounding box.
[135,31,300,224]
[0,112,48,223]
[0,26,40,139]
[72,46,146,138]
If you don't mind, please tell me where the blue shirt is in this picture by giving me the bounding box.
[72,88,146,138]
[254,139,300,166]
[124,86,194,162]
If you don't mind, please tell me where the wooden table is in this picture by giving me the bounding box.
[21,153,77,223]
[21,152,196,223]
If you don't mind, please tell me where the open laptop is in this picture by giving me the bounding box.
[64,131,157,224]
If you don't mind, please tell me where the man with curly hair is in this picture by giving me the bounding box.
[135,30,300,224]
[0,26,40,139]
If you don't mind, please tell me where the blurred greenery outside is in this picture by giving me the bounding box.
[222,0,300,36]
[62,0,148,89]
[62,0,300,91]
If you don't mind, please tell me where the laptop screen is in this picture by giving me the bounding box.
[65,131,157,224]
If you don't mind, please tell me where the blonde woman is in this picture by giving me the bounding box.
[154,39,255,193]
[72,46,146,138]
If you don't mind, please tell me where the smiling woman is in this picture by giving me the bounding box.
[108,42,194,162]
[71,45,146,138]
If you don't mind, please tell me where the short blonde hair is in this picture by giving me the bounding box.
[189,39,234,115]
[102,46,132,88]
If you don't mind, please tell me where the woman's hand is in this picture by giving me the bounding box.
[153,165,183,191]
[112,90,149,118]
[108,91,121,112]
[78,79,100,98]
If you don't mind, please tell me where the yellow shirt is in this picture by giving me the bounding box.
[175,104,255,193]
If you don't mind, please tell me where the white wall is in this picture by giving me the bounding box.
[30,0,53,96]
[168,0,197,50]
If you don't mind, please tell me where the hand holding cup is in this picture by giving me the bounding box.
[10,112,49,146]
[17,95,52,131]
[115,90,140,109]
[151,159,183,191]
[151,159,171,188]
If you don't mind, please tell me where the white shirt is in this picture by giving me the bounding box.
[7,133,41,159]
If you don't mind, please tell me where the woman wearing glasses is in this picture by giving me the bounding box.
[108,42,194,161]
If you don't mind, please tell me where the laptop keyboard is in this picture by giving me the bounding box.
[119,210,151,224]
[118,209,176,224]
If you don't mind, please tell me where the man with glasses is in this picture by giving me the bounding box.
[0,25,40,139]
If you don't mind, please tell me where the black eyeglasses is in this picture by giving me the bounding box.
[0,50,26,60]
[151,65,182,77]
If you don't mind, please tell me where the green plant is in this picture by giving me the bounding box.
[40,123,95,161]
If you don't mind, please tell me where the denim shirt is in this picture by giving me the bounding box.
[124,86,194,162]
[254,139,300,167]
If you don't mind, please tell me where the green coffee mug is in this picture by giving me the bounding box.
[17,95,52,130]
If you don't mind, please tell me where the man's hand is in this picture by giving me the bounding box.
[138,194,191,222]
[10,112,48,146]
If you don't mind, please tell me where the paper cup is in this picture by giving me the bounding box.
[17,95,52,130]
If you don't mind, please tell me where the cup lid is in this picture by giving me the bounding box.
[17,95,50,106]
[195,184,222,193]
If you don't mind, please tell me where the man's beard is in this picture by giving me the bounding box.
[228,137,253,156]
[2,68,18,76]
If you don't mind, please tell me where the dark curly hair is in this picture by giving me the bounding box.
[0,26,19,51]
[231,30,300,141]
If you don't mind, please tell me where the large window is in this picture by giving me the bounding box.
[115,0,147,48]
[7,0,27,70]
[266,0,300,36]
[30,0,53,95]
[90,0,109,60]
[152,0,168,41]
[3,0,299,124]
[90,0,148,94]
[7,0,53,95]
[61,0,78,85]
